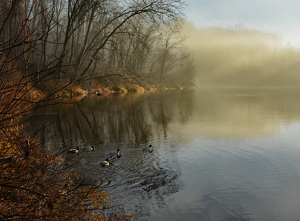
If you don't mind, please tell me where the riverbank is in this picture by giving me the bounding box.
[25,78,195,105]
[40,81,193,99]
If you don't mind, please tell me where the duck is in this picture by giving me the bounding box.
[109,149,121,158]
[101,158,110,166]
[143,145,153,153]
[116,149,121,158]
[81,146,95,152]
[68,146,80,154]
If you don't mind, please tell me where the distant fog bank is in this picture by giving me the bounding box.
[182,22,300,88]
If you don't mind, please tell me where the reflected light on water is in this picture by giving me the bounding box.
[25,88,300,220]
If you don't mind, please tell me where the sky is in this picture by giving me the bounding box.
[183,0,300,48]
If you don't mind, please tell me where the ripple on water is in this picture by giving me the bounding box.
[68,144,183,219]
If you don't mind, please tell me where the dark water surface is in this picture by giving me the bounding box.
[27,88,300,221]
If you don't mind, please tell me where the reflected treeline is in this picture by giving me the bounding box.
[26,88,300,147]
[182,22,300,88]
[148,90,195,139]
[23,88,300,219]
[26,90,195,149]
[182,88,300,139]
[24,91,190,219]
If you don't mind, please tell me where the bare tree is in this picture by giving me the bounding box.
[0,2,135,220]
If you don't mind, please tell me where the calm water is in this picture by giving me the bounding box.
[27,88,300,221]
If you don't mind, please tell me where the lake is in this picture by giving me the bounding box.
[27,87,300,221]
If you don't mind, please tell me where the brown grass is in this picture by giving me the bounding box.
[124,83,145,93]
[110,83,147,94]
[66,86,87,96]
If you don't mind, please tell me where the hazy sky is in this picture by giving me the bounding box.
[184,0,300,48]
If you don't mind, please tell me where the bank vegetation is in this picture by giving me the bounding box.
[0,0,193,219]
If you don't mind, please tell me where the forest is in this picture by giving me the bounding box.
[1,0,195,96]
[0,0,192,220]
[182,22,300,88]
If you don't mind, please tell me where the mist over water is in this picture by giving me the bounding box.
[181,22,300,88]
[27,88,300,220]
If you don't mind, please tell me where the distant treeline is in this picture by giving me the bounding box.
[182,23,300,88]
[0,0,195,92]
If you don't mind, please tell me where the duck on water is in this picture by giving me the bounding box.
[109,149,121,158]
[68,146,95,154]
[101,158,110,166]
[68,146,81,154]
[143,145,153,153]
[81,146,95,152]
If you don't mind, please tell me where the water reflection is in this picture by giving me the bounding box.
[26,90,192,218]
[27,90,196,148]
[25,88,300,220]
[27,88,300,146]
[182,88,300,139]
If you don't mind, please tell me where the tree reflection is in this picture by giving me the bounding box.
[24,88,300,219]
[26,90,195,148]
[180,88,300,139]
[24,90,194,218]
[26,88,300,148]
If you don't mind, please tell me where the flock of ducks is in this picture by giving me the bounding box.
[68,146,95,153]
[67,145,153,167]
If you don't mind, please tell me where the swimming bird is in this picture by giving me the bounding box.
[109,149,121,158]
[116,149,121,157]
[81,146,95,152]
[143,145,153,153]
[68,146,80,154]
[101,158,110,166]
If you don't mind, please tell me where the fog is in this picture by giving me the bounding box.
[181,22,300,87]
